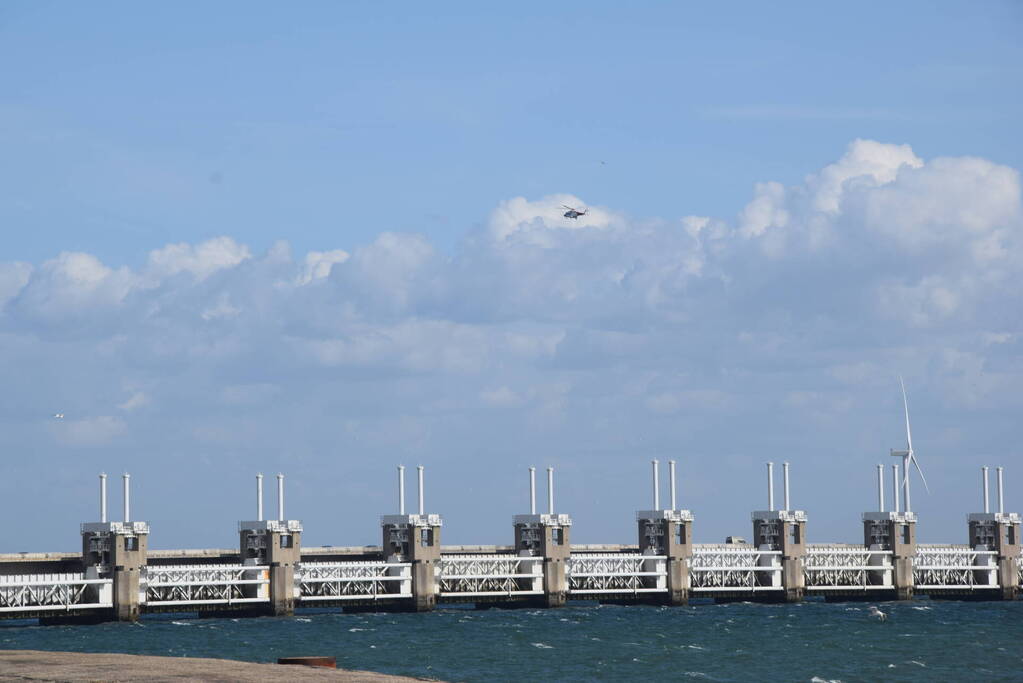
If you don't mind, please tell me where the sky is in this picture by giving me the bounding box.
[1,1,1022,551]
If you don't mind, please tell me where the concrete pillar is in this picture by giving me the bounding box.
[514,513,572,607]
[637,511,693,605]
[863,512,916,600]
[752,511,807,602]
[238,520,303,616]
[968,512,1021,600]
[381,515,442,612]
[80,521,150,622]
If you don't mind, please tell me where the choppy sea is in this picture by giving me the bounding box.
[1,600,1021,681]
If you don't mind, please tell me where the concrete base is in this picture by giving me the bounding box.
[541,557,567,608]
[893,557,915,601]
[782,558,804,603]
[39,611,116,626]
[410,561,436,612]
[822,592,898,603]
[269,564,295,616]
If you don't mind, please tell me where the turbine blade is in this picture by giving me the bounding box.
[900,376,913,452]
[911,452,930,494]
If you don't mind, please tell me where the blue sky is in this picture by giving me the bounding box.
[1,2,1022,551]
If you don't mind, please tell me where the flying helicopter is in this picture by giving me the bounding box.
[562,205,587,220]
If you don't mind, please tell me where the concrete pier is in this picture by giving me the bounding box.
[513,513,571,607]
[238,473,302,616]
[968,513,1021,600]
[636,510,693,605]
[863,512,916,600]
[79,521,149,621]
[238,520,302,616]
[381,514,442,611]
[380,465,442,612]
[752,510,806,602]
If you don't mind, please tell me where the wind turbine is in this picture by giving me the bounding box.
[890,377,929,513]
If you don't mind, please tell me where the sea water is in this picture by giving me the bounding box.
[1,600,1021,681]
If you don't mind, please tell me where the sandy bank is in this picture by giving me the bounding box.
[0,649,434,682]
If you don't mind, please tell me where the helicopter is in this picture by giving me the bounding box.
[562,204,587,219]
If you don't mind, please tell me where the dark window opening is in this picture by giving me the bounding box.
[420,528,433,547]
[280,534,294,548]
[124,537,138,551]
[552,528,564,545]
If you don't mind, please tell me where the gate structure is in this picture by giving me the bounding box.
[803,544,893,595]
[914,545,999,595]
[0,572,112,616]
[437,554,542,602]
[566,553,667,597]
[297,561,411,606]
[688,545,782,596]
[143,564,269,611]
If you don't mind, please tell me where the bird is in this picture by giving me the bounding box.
[868,605,886,622]
[52,413,64,419]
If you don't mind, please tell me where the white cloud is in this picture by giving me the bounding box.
[201,292,241,321]
[11,252,136,321]
[298,249,349,285]
[487,194,616,242]
[0,262,32,308]
[807,138,922,214]
[147,236,251,281]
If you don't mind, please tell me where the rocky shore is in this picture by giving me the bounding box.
[0,649,433,682]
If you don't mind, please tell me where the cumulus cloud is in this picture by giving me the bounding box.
[10,252,136,323]
[297,249,349,285]
[146,236,251,280]
[1,139,1021,548]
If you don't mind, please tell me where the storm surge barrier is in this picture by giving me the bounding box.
[0,463,1019,623]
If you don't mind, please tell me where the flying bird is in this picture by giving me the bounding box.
[52,413,64,419]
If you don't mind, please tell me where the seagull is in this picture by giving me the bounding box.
[868,605,887,622]
[52,413,64,419]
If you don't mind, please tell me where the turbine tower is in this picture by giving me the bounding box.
[890,377,929,513]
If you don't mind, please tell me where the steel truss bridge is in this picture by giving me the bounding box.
[1,543,1018,617]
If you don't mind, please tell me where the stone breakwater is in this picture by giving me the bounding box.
[0,649,434,682]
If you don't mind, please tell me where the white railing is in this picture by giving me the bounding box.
[143,564,269,607]
[438,554,542,598]
[689,546,782,592]
[914,545,998,590]
[804,545,893,591]
[0,572,112,613]
[298,561,411,602]
[567,553,667,595]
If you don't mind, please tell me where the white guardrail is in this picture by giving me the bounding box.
[804,545,893,591]
[143,564,269,607]
[0,572,112,613]
[567,553,667,595]
[298,561,411,602]
[438,554,543,598]
[914,546,999,590]
[688,546,782,592]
